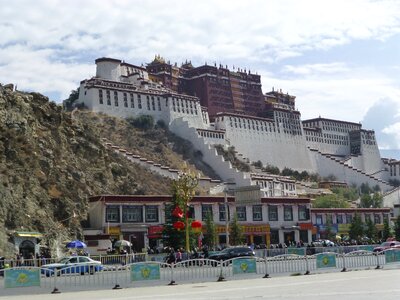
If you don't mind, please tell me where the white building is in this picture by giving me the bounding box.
[75,57,398,194]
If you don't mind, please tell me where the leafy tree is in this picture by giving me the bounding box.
[63,88,80,111]
[349,213,364,241]
[229,213,244,246]
[299,171,309,181]
[262,164,280,175]
[162,173,198,251]
[203,213,217,249]
[325,218,336,241]
[360,183,372,195]
[371,193,383,208]
[162,190,186,250]
[365,219,377,241]
[313,194,350,208]
[359,194,373,208]
[394,215,400,241]
[382,219,391,241]
[252,160,263,169]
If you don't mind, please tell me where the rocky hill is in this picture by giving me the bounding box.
[0,85,206,256]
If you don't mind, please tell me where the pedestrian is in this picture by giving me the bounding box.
[176,249,182,263]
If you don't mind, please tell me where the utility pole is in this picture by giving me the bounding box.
[224,188,230,247]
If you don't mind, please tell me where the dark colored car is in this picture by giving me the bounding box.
[208,247,255,261]
[0,257,5,276]
[373,241,400,252]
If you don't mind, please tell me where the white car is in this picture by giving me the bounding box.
[41,256,102,276]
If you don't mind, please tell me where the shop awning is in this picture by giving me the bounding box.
[14,231,43,238]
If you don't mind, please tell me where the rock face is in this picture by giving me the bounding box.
[0,86,172,256]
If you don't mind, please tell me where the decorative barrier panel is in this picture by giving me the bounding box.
[131,263,161,281]
[385,250,400,263]
[287,248,305,255]
[358,245,374,252]
[232,258,257,275]
[316,253,336,269]
[5,269,40,288]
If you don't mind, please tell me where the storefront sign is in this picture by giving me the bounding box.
[299,223,313,230]
[108,227,120,235]
[148,225,163,238]
[232,258,256,275]
[5,269,40,288]
[131,263,160,281]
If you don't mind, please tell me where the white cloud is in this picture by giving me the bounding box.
[0,0,400,153]
[260,65,400,123]
[382,123,400,148]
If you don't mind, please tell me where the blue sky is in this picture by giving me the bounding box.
[0,0,399,158]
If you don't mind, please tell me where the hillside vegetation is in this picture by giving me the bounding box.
[0,86,207,256]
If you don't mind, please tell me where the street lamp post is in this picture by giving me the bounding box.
[224,189,230,247]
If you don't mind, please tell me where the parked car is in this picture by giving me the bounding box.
[0,257,5,277]
[373,241,400,252]
[208,246,255,262]
[313,239,335,247]
[41,256,103,276]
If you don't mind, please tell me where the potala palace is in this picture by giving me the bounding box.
[75,57,400,196]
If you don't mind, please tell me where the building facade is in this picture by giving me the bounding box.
[311,208,391,240]
[84,195,313,254]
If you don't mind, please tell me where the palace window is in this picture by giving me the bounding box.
[202,204,213,221]
[147,97,150,110]
[122,205,143,223]
[106,90,111,105]
[105,205,120,223]
[157,97,161,111]
[151,96,155,110]
[114,91,118,106]
[130,93,134,108]
[252,205,262,221]
[236,206,247,221]
[99,89,103,104]
[268,205,278,221]
[284,206,293,221]
[123,93,128,107]
[145,205,159,223]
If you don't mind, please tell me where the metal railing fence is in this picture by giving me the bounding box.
[1,249,399,296]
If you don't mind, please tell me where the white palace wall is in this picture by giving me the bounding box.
[215,118,315,173]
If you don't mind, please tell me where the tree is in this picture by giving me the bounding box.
[162,191,186,250]
[371,193,383,208]
[359,194,373,208]
[203,213,217,249]
[229,213,244,246]
[394,216,400,241]
[172,170,199,252]
[382,219,391,241]
[313,194,350,208]
[325,218,336,241]
[349,214,364,241]
[365,219,377,242]
[63,88,80,111]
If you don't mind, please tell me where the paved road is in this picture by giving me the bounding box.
[3,268,399,300]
